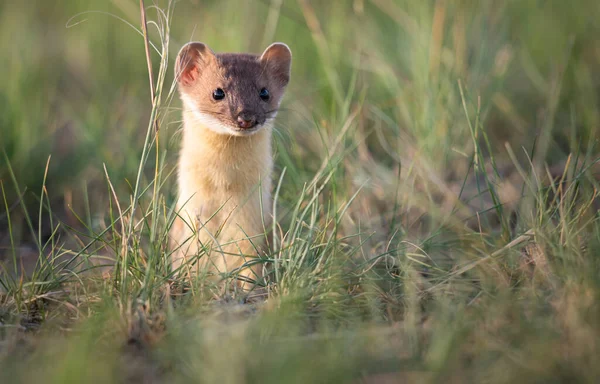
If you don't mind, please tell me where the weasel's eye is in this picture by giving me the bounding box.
[213,88,225,100]
[259,88,270,101]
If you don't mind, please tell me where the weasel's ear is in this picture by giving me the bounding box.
[260,43,292,87]
[175,42,216,86]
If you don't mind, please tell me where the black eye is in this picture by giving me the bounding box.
[213,88,225,100]
[259,88,270,101]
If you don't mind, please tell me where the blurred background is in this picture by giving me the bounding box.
[1,0,599,248]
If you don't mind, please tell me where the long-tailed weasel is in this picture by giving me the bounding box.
[170,41,292,289]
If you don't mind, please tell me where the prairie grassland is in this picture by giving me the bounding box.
[1,0,600,383]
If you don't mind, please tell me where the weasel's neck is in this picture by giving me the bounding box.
[180,109,272,164]
[178,109,273,208]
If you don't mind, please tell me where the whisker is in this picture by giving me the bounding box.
[195,109,230,117]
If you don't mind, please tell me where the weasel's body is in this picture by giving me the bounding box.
[173,112,273,279]
[170,42,291,288]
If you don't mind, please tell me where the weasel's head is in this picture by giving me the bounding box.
[175,42,292,136]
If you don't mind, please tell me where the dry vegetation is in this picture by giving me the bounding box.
[1,0,600,383]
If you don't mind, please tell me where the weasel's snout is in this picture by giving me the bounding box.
[237,116,256,129]
[236,111,260,129]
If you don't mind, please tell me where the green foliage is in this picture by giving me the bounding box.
[1,0,600,382]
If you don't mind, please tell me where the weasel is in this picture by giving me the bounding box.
[170,41,292,290]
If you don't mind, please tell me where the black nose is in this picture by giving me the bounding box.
[237,113,257,129]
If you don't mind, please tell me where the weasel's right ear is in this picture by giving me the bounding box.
[260,43,292,87]
[175,42,216,86]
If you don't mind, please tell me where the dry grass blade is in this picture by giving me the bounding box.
[437,229,536,287]
[139,0,157,132]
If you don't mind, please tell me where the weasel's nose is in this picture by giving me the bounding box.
[237,114,257,129]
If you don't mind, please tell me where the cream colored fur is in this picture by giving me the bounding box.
[170,108,273,287]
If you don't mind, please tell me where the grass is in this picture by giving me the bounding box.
[1,0,600,382]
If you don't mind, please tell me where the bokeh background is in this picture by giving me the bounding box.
[2,0,599,239]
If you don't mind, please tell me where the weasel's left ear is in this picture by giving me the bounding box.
[260,43,292,87]
[175,42,217,87]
